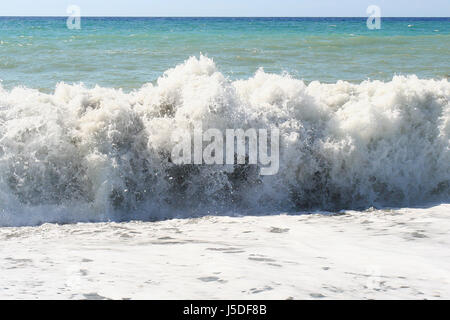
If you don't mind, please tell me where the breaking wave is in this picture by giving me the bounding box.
[0,55,449,226]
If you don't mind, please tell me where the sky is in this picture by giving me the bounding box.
[1,0,449,17]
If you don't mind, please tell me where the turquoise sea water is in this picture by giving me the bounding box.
[1,17,449,91]
[0,17,449,226]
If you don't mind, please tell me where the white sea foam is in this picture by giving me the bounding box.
[0,55,449,226]
[1,204,450,299]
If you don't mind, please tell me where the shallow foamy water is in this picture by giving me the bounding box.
[1,204,448,299]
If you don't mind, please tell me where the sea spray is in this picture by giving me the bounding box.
[0,56,448,226]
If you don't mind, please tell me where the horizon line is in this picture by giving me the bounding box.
[0,15,449,18]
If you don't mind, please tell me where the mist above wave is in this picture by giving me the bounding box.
[0,55,448,226]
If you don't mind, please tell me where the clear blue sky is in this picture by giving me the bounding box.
[1,0,449,17]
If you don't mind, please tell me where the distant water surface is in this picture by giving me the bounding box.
[0,17,449,91]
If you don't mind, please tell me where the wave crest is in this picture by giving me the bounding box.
[0,55,449,226]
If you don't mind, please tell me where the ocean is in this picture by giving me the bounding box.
[0,17,449,226]
[0,17,449,90]
[0,17,449,300]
